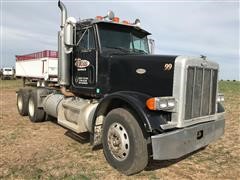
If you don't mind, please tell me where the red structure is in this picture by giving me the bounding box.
[16,50,58,61]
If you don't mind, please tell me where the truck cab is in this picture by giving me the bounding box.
[16,1,225,175]
[69,19,157,98]
[2,67,15,80]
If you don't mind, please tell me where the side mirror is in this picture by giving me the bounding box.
[148,39,155,54]
[64,17,77,49]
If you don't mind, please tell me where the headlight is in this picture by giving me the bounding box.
[217,93,224,102]
[159,100,168,108]
[167,99,175,107]
[146,97,176,111]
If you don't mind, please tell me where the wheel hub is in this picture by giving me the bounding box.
[107,123,130,161]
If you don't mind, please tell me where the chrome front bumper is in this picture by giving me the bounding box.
[151,113,225,160]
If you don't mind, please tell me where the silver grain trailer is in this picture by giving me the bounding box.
[15,50,58,86]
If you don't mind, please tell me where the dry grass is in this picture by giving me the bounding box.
[0,79,239,179]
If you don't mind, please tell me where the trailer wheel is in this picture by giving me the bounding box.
[28,90,45,122]
[17,89,30,116]
[102,108,148,175]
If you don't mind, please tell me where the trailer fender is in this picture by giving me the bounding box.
[32,88,54,108]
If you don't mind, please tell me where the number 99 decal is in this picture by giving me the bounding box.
[164,63,173,71]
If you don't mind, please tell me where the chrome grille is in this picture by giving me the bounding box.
[185,67,218,120]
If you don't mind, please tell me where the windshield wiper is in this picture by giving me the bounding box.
[131,49,148,54]
[104,46,148,55]
[105,46,131,53]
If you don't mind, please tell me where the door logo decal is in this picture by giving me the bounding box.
[164,63,173,71]
[75,58,90,68]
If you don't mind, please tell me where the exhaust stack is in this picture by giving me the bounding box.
[58,0,67,28]
[58,0,70,86]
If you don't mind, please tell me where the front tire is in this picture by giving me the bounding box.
[102,108,149,175]
[28,90,46,122]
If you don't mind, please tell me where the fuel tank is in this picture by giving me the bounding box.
[107,55,177,97]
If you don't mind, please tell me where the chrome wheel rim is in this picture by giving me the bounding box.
[107,122,130,161]
[28,98,34,117]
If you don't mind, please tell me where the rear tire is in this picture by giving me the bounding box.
[102,108,149,175]
[28,90,46,122]
[17,89,30,116]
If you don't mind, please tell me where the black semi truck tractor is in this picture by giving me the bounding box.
[16,1,225,175]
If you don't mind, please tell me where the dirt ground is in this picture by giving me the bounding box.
[0,80,239,179]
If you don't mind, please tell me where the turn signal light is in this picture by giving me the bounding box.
[146,98,156,110]
[146,97,176,111]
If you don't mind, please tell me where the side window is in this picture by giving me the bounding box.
[79,28,95,50]
[80,30,88,49]
[88,28,95,49]
[132,37,143,50]
[132,35,148,52]
[133,39,142,49]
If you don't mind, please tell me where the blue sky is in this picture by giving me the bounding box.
[1,0,239,80]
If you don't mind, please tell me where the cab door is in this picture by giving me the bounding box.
[72,27,98,94]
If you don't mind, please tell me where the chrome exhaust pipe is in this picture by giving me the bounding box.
[58,0,67,28]
[58,0,70,87]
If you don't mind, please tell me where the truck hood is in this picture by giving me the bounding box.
[108,54,177,97]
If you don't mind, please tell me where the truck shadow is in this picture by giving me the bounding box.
[46,116,207,171]
[65,131,90,144]
[47,115,90,144]
[145,148,205,171]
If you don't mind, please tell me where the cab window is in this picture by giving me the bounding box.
[78,27,95,50]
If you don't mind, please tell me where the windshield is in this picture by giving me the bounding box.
[4,69,12,71]
[98,24,150,54]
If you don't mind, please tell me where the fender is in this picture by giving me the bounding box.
[91,91,169,146]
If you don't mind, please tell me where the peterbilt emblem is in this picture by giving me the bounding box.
[136,68,146,74]
[75,58,90,68]
[164,63,173,71]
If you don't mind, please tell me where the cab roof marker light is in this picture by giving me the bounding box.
[96,16,103,20]
[95,11,139,26]
[112,17,120,23]
[122,20,130,25]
